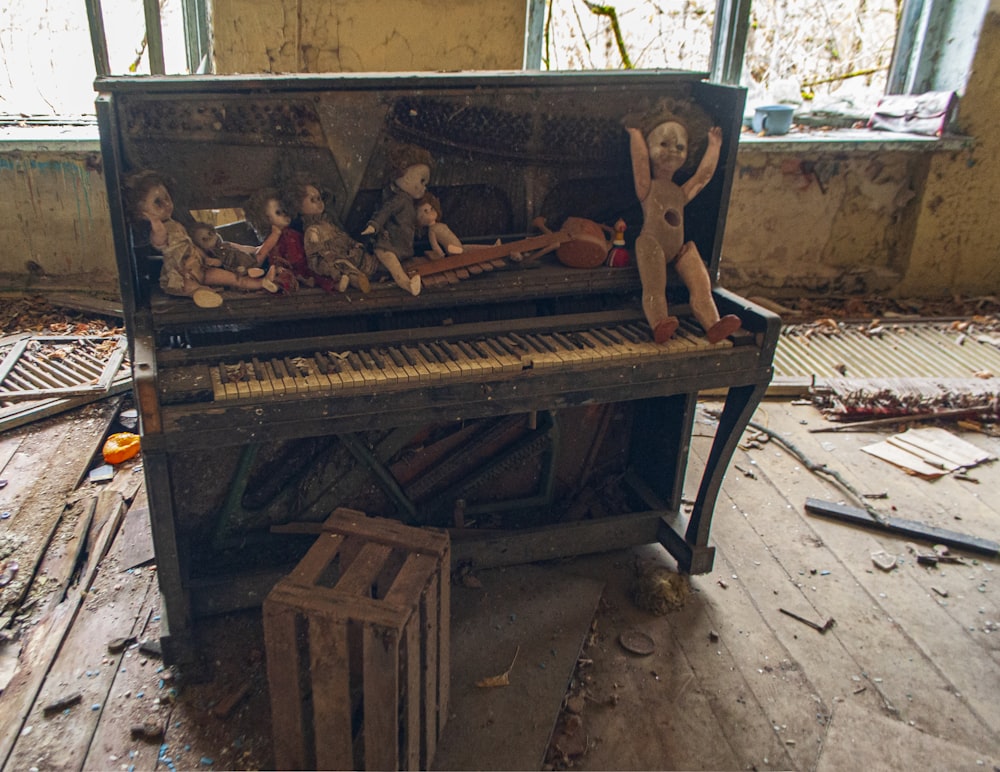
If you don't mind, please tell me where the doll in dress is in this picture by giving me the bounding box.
[360,144,432,296]
[625,100,741,344]
[283,179,375,293]
[187,222,263,276]
[243,187,315,294]
[123,170,277,308]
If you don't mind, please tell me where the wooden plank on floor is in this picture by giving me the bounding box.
[696,401,1000,758]
[816,699,1000,770]
[4,561,155,770]
[432,563,605,771]
[0,400,120,617]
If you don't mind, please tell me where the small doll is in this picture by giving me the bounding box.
[123,170,277,308]
[283,179,375,293]
[243,187,310,294]
[360,144,432,296]
[415,192,464,258]
[188,222,263,277]
[625,100,741,344]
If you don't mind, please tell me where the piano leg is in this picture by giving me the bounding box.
[658,380,769,574]
[142,450,198,668]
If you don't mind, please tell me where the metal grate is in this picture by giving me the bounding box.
[773,323,1000,383]
[0,335,128,401]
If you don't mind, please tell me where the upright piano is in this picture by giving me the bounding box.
[96,70,779,665]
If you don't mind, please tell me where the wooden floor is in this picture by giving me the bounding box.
[1,397,999,770]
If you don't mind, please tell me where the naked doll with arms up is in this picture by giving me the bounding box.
[626,101,741,344]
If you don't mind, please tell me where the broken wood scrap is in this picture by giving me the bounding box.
[809,404,997,432]
[803,497,999,557]
[811,377,1000,421]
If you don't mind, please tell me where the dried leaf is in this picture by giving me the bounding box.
[475,645,519,688]
[475,672,511,688]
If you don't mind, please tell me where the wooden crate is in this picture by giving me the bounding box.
[263,508,450,770]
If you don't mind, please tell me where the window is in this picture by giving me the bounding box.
[527,0,989,121]
[0,0,193,121]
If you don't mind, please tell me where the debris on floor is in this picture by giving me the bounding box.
[630,560,690,615]
[860,426,996,478]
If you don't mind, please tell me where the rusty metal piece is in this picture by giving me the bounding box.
[779,607,835,633]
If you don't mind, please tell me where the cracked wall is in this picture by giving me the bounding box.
[212,0,527,73]
[720,149,928,298]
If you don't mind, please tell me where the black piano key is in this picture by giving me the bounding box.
[552,331,581,350]
[399,345,418,366]
[456,339,480,359]
[386,347,408,369]
[617,325,641,343]
[528,333,557,352]
[417,342,441,363]
[508,332,538,352]
[589,328,616,346]
[368,348,385,370]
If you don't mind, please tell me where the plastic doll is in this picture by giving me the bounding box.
[283,179,374,293]
[415,192,464,258]
[626,101,741,344]
[360,144,432,296]
[188,222,263,277]
[123,170,277,308]
[243,188,312,294]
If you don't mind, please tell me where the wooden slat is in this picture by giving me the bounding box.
[310,611,354,770]
[363,623,401,771]
[263,600,312,770]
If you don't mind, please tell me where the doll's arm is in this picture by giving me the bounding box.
[226,241,258,255]
[627,127,652,202]
[148,218,168,250]
[682,126,722,203]
[255,224,282,265]
[428,228,445,257]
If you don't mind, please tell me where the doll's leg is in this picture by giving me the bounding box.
[634,233,677,343]
[204,267,278,294]
[674,242,740,343]
[374,249,421,296]
[174,276,223,308]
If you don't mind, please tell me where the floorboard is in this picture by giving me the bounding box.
[2,398,998,771]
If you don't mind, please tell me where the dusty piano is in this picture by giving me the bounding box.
[96,70,779,665]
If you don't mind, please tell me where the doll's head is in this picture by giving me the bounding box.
[415,192,442,228]
[282,177,328,220]
[626,98,712,174]
[188,222,220,252]
[244,187,291,239]
[123,169,176,224]
[387,144,434,199]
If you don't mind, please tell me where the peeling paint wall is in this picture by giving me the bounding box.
[0,148,117,290]
[2,1,999,300]
[212,0,528,73]
[720,149,928,298]
[898,8,1000,296]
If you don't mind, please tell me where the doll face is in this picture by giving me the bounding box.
[300,185,325,216]
[265,197,292,228]
[647,121,689,176]
[395,163,430,200]
[191,227,220,251]
[139,183,174,222]
[415,202,438,227]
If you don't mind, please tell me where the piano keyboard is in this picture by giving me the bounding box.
[207,321,731,401]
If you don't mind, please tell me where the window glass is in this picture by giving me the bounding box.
[542,0,896,117]
[0,0,186,120]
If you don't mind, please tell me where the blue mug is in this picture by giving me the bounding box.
[752,105,795,136]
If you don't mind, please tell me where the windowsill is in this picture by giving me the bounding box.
[0,123,100,151]
[0,122,971,155]
[738,126,972,153]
